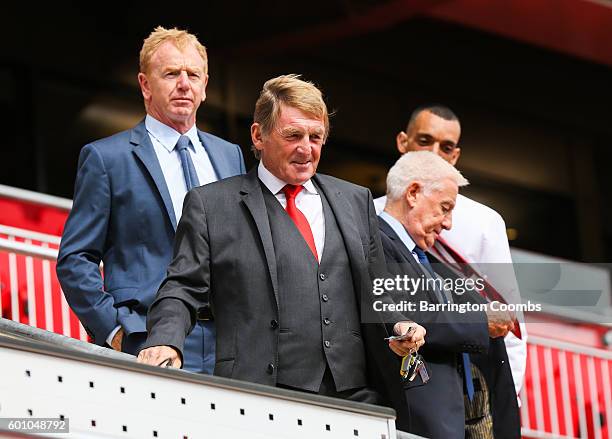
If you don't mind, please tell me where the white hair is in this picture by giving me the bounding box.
[386,151,469,201]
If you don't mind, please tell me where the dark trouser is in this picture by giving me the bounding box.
[279,365,381,404]
[182,320,216,374]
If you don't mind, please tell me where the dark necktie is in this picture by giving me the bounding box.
[176,135,200,191]
[413,246,436,278]
[414,245,474,400]
[282,185,319,261]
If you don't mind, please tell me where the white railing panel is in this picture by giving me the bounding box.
[0,334,399,439]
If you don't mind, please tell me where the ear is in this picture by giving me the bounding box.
[138,72,151,101]
[396,131,408,154]
[251,123,264,152]
[449,147,461,166]
[201,74,209,103]
[405,181,421,208]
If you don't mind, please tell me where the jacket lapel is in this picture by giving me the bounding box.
[378,216,418,266]
[198,130,223,179]
[378,216,442,304]
[131,120,178,230]
[239,169,279,307]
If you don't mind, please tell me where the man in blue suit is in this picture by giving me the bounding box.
[56,26,246,373]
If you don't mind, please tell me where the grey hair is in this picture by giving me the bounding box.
[386,151,468,201]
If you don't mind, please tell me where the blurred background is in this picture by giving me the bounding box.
[1,0,612,262]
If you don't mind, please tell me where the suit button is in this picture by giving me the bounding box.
[323,318,331,325]
[324,340,331,348]
[266,363,275,374]
[319,273,327,281]
[322,294,329,302]
[270,319,279,329]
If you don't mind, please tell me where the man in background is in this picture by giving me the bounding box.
[374,105,527,400]
[378,150,518,437]
[57,26,245,373]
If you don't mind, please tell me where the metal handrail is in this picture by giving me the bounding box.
[0,237,58,260]
[0,184,72,211]
[0,225,61,245]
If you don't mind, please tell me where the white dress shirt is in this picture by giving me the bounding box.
[257,161,325,259]
[374,192,528,397]
[146,114,218,222]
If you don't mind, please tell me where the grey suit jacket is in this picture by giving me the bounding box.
[143,168,404,386]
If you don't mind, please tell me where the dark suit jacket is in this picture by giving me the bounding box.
[143,168,405,387]
[377,216,490,436]
[57,120,245,348]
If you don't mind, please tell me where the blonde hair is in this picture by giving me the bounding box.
[386,151,468,201]
[252,74,329,158]
[139,26,208,74]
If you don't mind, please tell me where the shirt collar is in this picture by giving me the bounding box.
[145,114,199,152]
[379,211,417,253]
[257,161,318,195]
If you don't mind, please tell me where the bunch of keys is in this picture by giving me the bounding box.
[400,352,430,383]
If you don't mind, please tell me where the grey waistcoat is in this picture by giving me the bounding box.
[262,184,367,392]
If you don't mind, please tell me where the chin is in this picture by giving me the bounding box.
[424,238,435,250]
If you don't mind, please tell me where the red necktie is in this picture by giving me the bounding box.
[433,236,522,339]
[282,185,319,262]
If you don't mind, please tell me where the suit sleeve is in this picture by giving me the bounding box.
[56,144,118,345]
[142,189,211,356]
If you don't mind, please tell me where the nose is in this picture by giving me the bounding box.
[177,71,190,89]
[296,136,312,154]
[431,143,441,155]
[442,213,452,230]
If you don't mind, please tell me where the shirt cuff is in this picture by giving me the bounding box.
[105,325,122,347]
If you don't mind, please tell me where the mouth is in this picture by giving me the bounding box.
[291,160,312,168]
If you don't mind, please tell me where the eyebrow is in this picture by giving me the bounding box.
[163,65,204,74]
[280,127,325,136]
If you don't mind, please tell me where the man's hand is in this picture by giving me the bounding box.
[388,321,426,357]
[485,305,514,338]
[137,346,182,369]
[110,327,124,351]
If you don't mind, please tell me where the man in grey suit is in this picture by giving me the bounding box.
[138,74,424,401]
[57,26,245,374]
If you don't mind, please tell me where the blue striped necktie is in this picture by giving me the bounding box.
[176,135,200,190]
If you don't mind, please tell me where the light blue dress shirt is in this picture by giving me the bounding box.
[145,114,217,222]
[379,211,420,264]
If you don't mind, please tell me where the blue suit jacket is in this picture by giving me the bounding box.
[57,120,246,346]
[377,216,490,437]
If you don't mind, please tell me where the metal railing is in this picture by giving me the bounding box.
[0,231,83,340]
[520,335,612,439]
[0,184,72,211]
[0,186,83,341]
